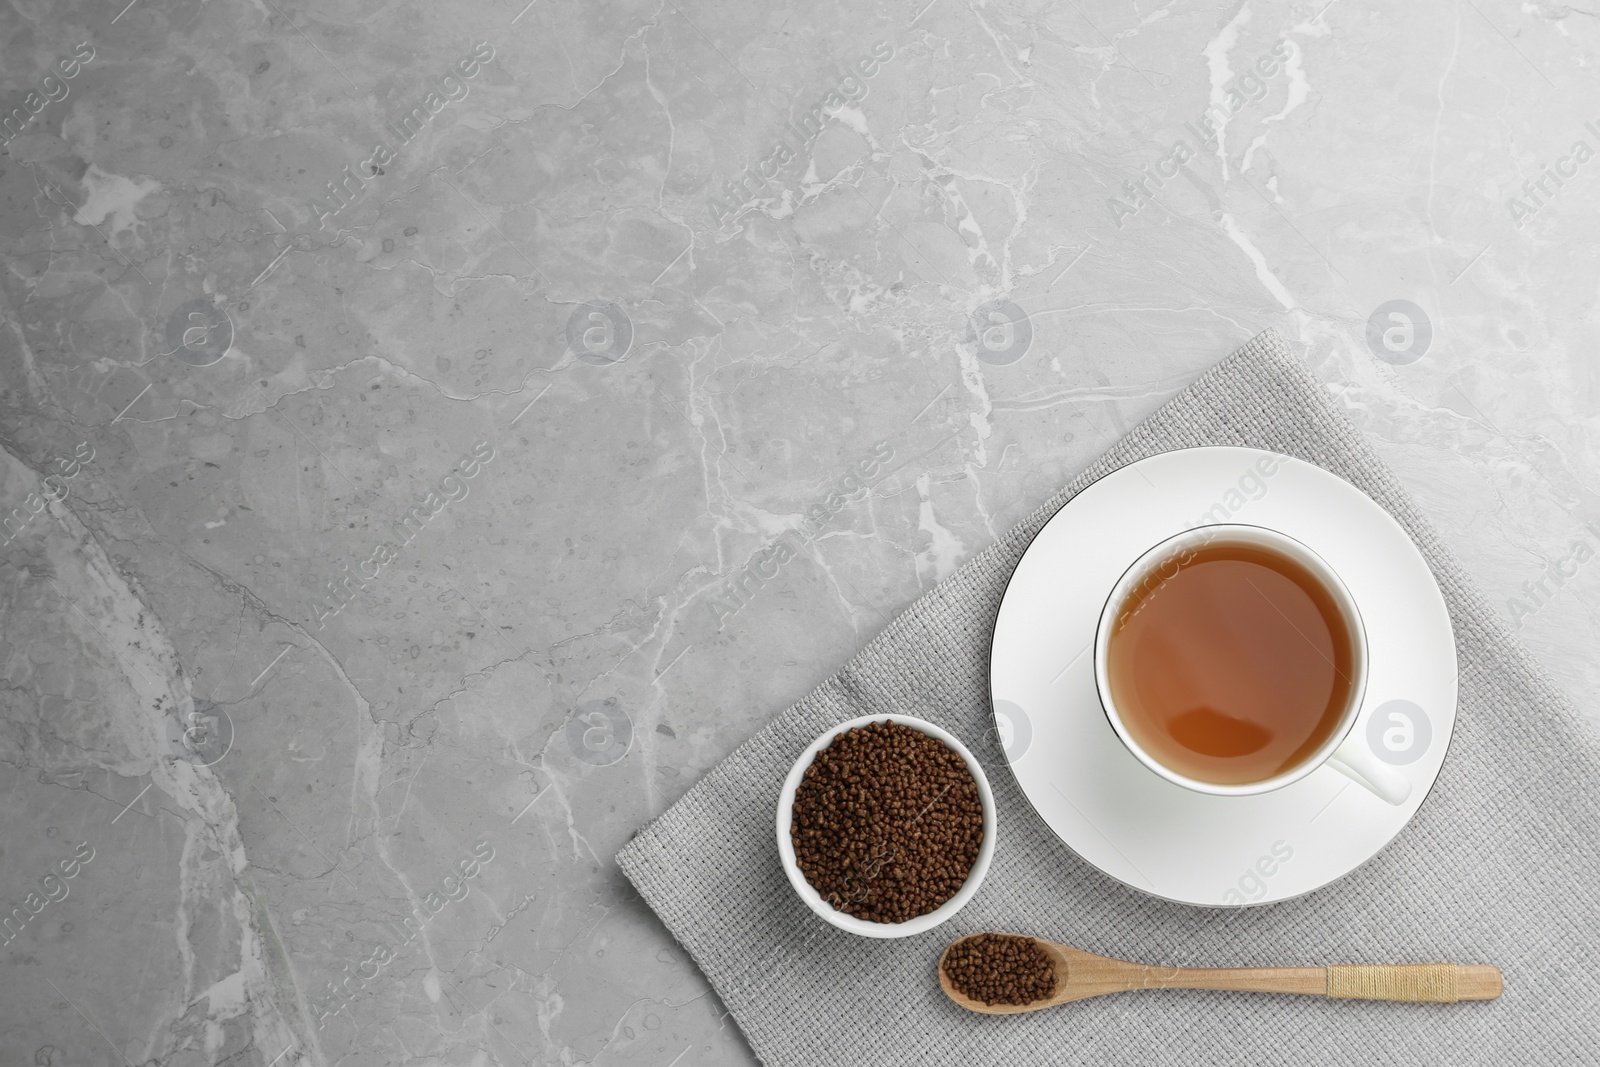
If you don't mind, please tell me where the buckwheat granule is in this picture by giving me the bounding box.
[941,933,1058,1006]
[790,720,984,923]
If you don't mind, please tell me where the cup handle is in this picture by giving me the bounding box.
[1326,736,1412,806]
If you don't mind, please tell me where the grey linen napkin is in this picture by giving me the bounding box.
[616,328,1600,1065]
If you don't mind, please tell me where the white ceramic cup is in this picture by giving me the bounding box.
[775,714,997,938]
[1093,524,1410,805]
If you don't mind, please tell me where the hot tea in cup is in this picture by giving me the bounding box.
[1093,524,1409,804]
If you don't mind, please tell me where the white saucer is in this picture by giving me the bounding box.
[990,447,1457,907]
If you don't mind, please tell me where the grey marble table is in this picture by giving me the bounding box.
[1,1,1595,1065]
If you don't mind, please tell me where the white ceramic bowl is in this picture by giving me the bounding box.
[775,713,997,939]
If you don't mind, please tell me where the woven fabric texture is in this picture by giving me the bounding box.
[616,329,1600,1065]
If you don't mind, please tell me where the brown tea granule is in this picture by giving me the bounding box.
[941,933,1058,1006]
[789,719,984,923]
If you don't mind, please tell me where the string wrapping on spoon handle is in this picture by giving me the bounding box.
[1326,964,1461,1002]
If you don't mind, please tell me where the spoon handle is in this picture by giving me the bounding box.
[1146,963,1501,1002]
[1325,964,1502,1002]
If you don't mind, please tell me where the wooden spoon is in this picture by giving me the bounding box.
[938,934,1502,1014]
